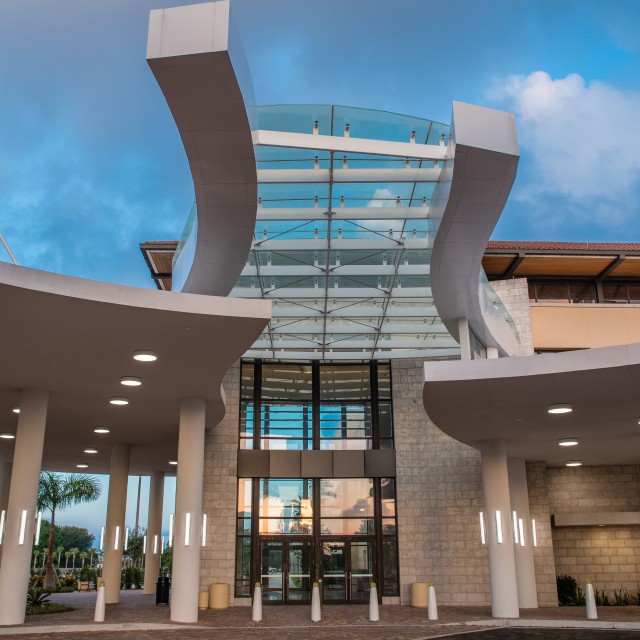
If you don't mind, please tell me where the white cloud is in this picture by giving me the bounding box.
[367,187,396,208]
[492,71,640,228]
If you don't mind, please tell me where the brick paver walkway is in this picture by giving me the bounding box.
[2,590,638,640]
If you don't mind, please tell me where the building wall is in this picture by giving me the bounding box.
[530,304,640,350]
[199,362,240,604]
[547,465,640,597]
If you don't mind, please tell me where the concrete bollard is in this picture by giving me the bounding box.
[427,582,438,620]
[311,581,321,622]
[252,582,262,622]
[585,580,597,620]
[94,581,106,623]
[369,582,379,622]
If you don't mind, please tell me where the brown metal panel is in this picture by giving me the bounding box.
[332,450,365,478]
[514,256,614,277]
[270,451,301,477]
[300,451,333,477]
[481,255,515,277]
[237,450,269,477]
[364,449,397,477]
[610,257,640,277]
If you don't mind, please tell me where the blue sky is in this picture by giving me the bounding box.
[2,0,640,539]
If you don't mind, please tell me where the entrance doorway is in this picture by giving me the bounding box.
[321,539,375,603]
[259,538,312,603]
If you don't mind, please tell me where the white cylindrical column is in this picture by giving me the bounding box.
[102,444,130,604]
[171,398,206,623]
[0,460,13,568]
[143,471,165,595]
[480,440,520,618]
[0,389,48,626]
[508,458,538,608]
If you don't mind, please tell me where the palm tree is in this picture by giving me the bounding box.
[70,547,80,569]
[65,550,73,568]
[89,547,98,567]
[79,551,88,569]
[37,472,102,589]
[56,545,65,568]
[33,549,40,570]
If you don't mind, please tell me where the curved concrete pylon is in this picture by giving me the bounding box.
[430,101,520,356]
[147,1,257,296]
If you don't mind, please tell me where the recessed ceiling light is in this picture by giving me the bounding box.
[94,427,110,434]
[565,460,582,467]
[548,404,573,414]
[133,351,157,362]
[0,433,16,440]
[121,376,142,387]
[12,407,20,414]
[76,464,89,469]
[109,397,129,406]
[84,448,98,454]
[558,438,579,447]
[169,460,178,466]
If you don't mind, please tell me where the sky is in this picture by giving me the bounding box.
[2,0,640,540]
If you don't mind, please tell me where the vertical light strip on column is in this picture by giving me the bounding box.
[0,509,6,544]
[124,527,129,551]
[479,512,486,544]
[184,512,191,546]
[201,513,207,547]
[168,513,174,547]
[153,534,158,554]
[512,511,519,544]
[531,518,538,547]
[18,510,28,545]
[143,535,147,554]
[161,535,165,552]
[99,526,105,551]
[34,511,42,545]
[518,518,525,547]
[495,510,503,544]
[114,525,120,550]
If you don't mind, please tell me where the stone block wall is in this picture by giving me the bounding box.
[199,362,240,603]
[547,465,640,597]
[490,278,534,356]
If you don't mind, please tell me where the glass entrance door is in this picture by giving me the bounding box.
[321,539,375,603]
[259,538,312,603]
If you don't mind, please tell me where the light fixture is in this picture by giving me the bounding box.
[120,377,142,387]
[0,510,5,544]
[0,433,16,440]
[201,514,207,547]
[114,525,120,550]
[161,535,165,552]
[34,511,42,545]
[100,526,105,551]
[154,534,158,554]
[531,519,537,547]
[18,510,27,545]
[109,397,129,406]
[512,511,519,544]
[168,513,174,547]
[84,448,98,454]
[143,535,147,554]
[76,464,88,469]
[518,518,525,547]
[548,403,573,414]
[566,460,582,467]
[94,427,110,434]
[124,527,129,551]
[12,407,20,414]
[133,351,157,362]
[185,513,191,546]
[495,510,503,544]
[169,460,177,466]
[479,512,486,545]
[558,438,579,447]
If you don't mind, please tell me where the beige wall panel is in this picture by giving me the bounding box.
[531,305,640,350]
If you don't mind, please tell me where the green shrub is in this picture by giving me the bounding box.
[26,587,51,607]
[26,603,74,615]
[595,589,610,606]
[613,588,631,606]
[557,575,579,606]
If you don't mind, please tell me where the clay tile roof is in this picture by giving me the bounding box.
[486,241,640,252]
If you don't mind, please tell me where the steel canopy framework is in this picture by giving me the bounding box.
[226,104,459,360]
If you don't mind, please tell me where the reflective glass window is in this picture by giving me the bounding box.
[320,365,370,401]
[258,479,313,535]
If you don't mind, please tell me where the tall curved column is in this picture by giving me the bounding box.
[103,444,130,604]
[0,460,13,568]
[0,389,48,626]
[143,471,165,595]
[480,440,519,618]
[508,458,538,608]
[171,398,205,623]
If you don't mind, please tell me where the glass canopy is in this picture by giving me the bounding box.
[229,104,461,360]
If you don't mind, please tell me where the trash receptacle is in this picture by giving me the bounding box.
[156,576,170,605]
[411,582,428,608]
